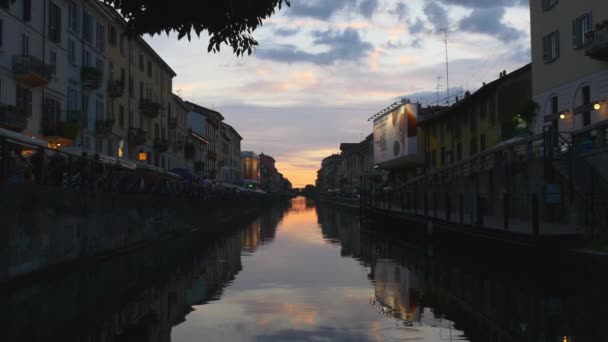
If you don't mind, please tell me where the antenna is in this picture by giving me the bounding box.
[440,27,451,105]
[436,76,444,105]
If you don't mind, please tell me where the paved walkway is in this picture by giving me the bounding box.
[373,205,584,237]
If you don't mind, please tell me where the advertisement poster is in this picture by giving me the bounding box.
[373,103,418,165]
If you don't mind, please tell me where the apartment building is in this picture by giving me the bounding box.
[419,64,532,174]
[186,101,224,179]
[221,122,242,185]
[0,0,66,145]
[530,0,608,135]
[166,93,188,170]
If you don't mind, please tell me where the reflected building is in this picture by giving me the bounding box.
[315,203,595,342]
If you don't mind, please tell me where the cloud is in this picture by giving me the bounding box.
[384,39,422,49]
[286,0,379,20]
[458,7,524,42]
[274,28,301,37]
[407,17,428,34]
[389,2,409,21]
[256,28,373,65]
[432,0,528,8]
[423,2,450,32]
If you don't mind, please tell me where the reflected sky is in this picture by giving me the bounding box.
[172,197,466,342]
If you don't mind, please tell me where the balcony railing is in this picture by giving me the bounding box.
[0,105,28,132]
[129,128,147,146]
[154,138,169,153]
[81,67,103,90]
[139,99,161,119]
[586,23,608,61]
[12,55,52,88]
[42,120,81,140]
[107,80,125,98]
[95,119,115,136]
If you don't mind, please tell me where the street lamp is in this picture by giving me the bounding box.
[559,113,566,120]
[594,103,601,111]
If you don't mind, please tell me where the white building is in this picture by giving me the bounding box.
[530,0,608,135]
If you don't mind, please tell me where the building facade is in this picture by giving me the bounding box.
[530,0,608,135]
[221,122,242,185]
[419,64,532,174]
[241,151,260,189]
[186,102,224,179]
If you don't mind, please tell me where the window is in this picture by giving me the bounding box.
[470,136,478,156]
[119,105,125,128]
[16,85,32,116]
[551,96,558,114]
[48,2,61,43]
[96,58,104,74]
[50,51,57,75]
[543,31,560,63]
[96,99,103,120]
[120,35,126,56]
[97,23,105,52]
[109,25,117,46]
[44,97,61,123]
[84,50,92,67]
[109,61,114,80]
[68,1,79,32]
[139,81,143,99]
[21,34,29,56]
[68,39,76,64]
[67,87,79,119]
[147,61,152,78]
[139,52,144,72]
[480,135,486,152]
[120,68,126,84]
[83,11,92,43]
[0,19,3,48]
[489,95,496,126]
[582,86,591,126]
[572,13,592,49]
[23,0,31,22]
[542,0,558,11]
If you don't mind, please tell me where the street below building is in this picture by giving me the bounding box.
[3,197,606,342]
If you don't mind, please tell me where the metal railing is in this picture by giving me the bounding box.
[586,24,608,60]
[0,105,28,131]
[12,55,52,86]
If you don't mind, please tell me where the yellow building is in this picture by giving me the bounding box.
[418,64,532,174]
[100,4,176,166]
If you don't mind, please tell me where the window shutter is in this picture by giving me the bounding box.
[555,31,560,59]
[572,19,579,48]
[543,35,549,62]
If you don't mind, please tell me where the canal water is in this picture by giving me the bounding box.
[2,197,604,341]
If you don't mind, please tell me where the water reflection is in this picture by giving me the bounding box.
[2,198,604,341]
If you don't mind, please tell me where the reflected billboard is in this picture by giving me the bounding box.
[373,103,418,166]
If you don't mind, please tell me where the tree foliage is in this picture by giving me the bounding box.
[0,0,290,56]
[102,0,291,56]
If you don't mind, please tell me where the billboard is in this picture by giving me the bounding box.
[373,103,418,165]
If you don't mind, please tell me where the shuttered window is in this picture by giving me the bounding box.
[572,12,592,49]
[543,31,560,63]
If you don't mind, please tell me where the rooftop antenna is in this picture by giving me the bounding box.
[436,76,444,105]
[440,27,451,105]
[176,89,182,97]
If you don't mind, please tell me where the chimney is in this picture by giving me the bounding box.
[465,90,471,98]
[483,82,486,87]
[455,96,459,102]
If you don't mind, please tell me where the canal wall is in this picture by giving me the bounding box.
[0,184,278,285]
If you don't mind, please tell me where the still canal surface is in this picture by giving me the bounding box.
[3,197,603,341]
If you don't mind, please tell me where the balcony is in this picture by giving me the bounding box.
[81,67,103,90]
[0,105,27,132]
[169,117,178,129]
[586,23,608,61]
[12,55,52,88]
[42,120,81,140]
[154,138,169,153]
[95,119,115,136]
[107,80,125,98]
[129,128,147,146]
[139,99,161,119]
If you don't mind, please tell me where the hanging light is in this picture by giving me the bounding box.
[559,112,566,120]
[594,103,601,111]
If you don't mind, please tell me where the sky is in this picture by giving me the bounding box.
[144,0,532,188]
